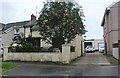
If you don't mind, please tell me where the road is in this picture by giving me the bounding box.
[2,52,119,78]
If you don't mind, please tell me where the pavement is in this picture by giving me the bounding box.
[2,52,119,78]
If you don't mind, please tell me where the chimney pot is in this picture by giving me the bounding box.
[31,14,36,20]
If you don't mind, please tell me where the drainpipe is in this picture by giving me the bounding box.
[118,40,120,64]
[24,26,25,38]
[30,26,32,37]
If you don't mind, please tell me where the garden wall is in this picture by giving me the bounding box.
[5,52,62,62]
[3,45,79,64]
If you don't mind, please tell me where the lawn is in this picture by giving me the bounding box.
[0,62,17,73]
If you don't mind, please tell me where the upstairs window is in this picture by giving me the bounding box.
[16,29,20,33]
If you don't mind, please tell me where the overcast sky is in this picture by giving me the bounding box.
[0,0,117,39]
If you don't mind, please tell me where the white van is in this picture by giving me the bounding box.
[99,47,104,53]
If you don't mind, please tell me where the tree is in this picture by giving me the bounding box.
[37,2,86,50]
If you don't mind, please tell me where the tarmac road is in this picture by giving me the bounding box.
[2,52,119,78]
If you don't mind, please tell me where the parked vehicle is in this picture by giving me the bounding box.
[99,47,104,53]
[85,46,95,53]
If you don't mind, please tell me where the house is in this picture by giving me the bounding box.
[84,39,104,51]
[101,1,120,60]
[0,23,5,53]
[2,20,30,48]
[1,14,84,64]
[2,14,52,51]
[0,23,2,52]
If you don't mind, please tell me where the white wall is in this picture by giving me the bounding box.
[32,31,41,37]
[3,44,79,64]
[75,35,82,57]
[112,48,119,60]
[3,29,14,47]
[93,39,104,50]
[25,27,30,38]
[5,52,62,62]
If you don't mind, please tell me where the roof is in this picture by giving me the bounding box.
[0,23,5,31]
[25,20,37,27]
[4,20,30,30]
[31,25,39,31]
[101,9,110,26]
[85,39,103,41]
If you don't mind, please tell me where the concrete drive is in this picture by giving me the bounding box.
[72,52,110,65]
[2,52,119,77]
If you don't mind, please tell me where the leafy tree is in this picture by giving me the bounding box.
[37,2,86,50]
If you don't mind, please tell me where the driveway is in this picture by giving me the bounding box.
[2,52,119,77]
[72,52,110,65]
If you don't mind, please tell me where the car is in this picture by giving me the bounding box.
[85,46,95,53]
[99,47,104,53]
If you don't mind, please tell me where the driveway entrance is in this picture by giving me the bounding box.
[73,52,110,65]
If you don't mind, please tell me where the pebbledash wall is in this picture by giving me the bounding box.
[3,35,83,64]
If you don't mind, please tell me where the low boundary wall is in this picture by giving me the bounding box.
[3,44,80,64]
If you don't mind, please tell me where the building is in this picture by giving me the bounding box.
[101,1,120,60]
[0,23,2,51]
[2,14,52,52]
[84,39,104,51]
[1,14,84,63]
[0,23,5,53]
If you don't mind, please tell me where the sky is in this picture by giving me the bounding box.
[0,0,117,39]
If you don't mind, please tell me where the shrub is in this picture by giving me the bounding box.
[15,42,41,52]
[40,47,55,52]
[15,42,55,52]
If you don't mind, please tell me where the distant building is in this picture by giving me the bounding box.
[0,23,5,52]
[84,39,104,51]
[101,1,120,60]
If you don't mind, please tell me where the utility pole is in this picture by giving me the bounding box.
[36,5,37,19]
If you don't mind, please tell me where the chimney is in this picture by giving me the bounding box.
[31,14,36,21]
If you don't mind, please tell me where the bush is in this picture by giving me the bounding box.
[15,42,41,52]
[40,47,55,52]
[15,42,55,52]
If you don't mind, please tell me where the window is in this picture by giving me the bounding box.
[16,29,19,33]
[113,43,118,48]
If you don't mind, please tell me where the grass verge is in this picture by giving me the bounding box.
[0,62,17,72]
